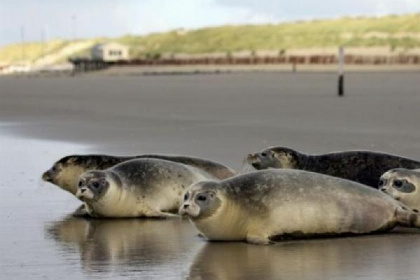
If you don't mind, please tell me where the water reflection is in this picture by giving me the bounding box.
[46,216,201,276]
[43,210,419,279]
[187,231,420,280]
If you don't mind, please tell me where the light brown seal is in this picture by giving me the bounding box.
[379,168,420,212]
[179,169,420,244]
[76,158,213,218]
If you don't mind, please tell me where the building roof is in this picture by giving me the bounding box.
[92,42,128,50]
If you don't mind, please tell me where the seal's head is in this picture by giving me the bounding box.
[42,156,88,195]
[76,171,110,202]
[379,168,419,212]
[246,147,301,170]
[42,155,125,196]
[179,181,221,220]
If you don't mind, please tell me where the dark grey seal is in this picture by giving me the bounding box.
[247,147,420,188]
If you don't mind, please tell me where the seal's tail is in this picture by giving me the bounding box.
[396,208,420,228]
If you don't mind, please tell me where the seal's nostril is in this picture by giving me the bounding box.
[42,172,50,181]
[183,204,189,209]
[81,189,86,193]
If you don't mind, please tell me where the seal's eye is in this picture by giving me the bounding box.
[261,152,267,157]
[92,182,100,189]
[51,166,56,172]
[184,193,189,201]
[394,180,403,188]
[197,195,207,201]
[78,180,83,187]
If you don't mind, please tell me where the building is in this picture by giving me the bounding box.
[91,42,129,62]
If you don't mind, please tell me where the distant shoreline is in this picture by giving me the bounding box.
[93,64,420,76]
[2,63,419,78]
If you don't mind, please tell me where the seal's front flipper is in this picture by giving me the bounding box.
[148,210,180,219]
[72,204,90,217]
[160,212,180,219]
[246,234,272,245]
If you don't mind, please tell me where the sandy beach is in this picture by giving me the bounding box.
[0,71,419,279]
[1,71,420,162]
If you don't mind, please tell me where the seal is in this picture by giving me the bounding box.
[76,158,213,218]
[42,153,236,195]
[179,169,420,244]
[379,168,420,212]
[246,147,420,188]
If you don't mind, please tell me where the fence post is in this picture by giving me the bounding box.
[338,46,344,96]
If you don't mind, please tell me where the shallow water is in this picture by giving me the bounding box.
[1,134,419,280]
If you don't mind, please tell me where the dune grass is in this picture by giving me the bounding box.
[0,40,69,63]
[1,13,419,64]
[116,13,420,56]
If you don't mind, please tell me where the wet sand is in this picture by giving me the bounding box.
[0,72,419,279]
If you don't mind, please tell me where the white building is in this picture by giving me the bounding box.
[91,42,129,62]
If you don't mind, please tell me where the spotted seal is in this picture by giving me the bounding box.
[246,147,420,188]
[379,168,420,212]
[179,169,420,244]
[76,158,213,218]
[42,154,236,195]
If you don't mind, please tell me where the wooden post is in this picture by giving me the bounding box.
[338,46,344,96]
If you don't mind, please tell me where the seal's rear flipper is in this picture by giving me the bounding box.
[396,207,420,228]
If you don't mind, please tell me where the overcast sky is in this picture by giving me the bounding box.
[1,0,419,46]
